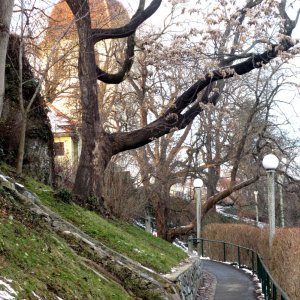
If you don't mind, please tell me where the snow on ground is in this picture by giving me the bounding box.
[0,278,17,300]
[216,205,267,228]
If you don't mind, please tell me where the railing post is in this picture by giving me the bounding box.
[257,254,260,279]
[266,273,270,300]
[237,246,241,268]
[201,239,204,256]
[223,242,226,262]
[188,236,193,255]
[273,283,277,300]
[252,250,255,275]
[262,266,267,299]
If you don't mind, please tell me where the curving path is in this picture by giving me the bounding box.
[201,259,257,300]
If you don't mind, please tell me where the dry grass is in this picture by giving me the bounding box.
[202,224,300,300]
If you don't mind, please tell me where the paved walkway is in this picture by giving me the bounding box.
[201,260,257,300]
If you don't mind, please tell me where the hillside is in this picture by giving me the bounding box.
[0,164,187,299]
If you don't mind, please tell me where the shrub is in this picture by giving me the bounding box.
[271,228,300,300]
[55,188,73,203]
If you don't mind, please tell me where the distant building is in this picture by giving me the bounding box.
[43,0,129,168]
[46,102,80,167]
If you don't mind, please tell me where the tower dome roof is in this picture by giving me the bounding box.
[47,0,129,39]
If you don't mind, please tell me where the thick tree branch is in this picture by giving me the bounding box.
[96,34,135,83]
[111,37,297,154]
[92,0,161,42]
[202,175,259,216]
[166,175,259,241]
[95,1,149,84]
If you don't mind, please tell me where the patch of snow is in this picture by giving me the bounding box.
[56,297,64,300]
[188,250,199,256]
[32,291,42,299]
[141,266,155,273]
[0,291,15,300]
[173,239,188,252]
[216,205,240,220]
[134,220,145,229]
[216,205,267,228]
[200,256,211,260]
[0,175,8,182]
[0,278,18,300]
[15,183,24,188]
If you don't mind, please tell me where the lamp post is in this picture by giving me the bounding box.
[262,154,279,248]
[254,191,259,227]
[278,158,287,227]
[193,178,203,256]
[145,176,155,233]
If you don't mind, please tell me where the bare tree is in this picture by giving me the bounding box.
[0,0,14,116]
[12,1,76,175]
[64,0,299,216]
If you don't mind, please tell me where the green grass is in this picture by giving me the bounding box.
[0,197,131,299]
[23,177,187,274]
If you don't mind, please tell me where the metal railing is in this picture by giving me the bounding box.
[188,237,289,300]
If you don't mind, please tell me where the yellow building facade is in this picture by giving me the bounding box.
[47,102,80,168]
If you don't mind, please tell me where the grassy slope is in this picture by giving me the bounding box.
[0,163,187,298]
[0,189,131,299]
[24,177,187,274]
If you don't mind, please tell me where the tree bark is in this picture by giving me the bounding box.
[69,0,113,213]
[152,185,170,240]
[0,0,14,116]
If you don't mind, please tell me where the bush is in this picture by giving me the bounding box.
[55,188,73,203]
[203,223,269,260]
[271,228,300,300]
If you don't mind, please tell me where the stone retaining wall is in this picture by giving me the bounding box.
[165,256,202,299]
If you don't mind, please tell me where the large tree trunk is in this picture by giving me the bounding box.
[0,0,14,116]
[152,184,171,240]
[70,1,112,214]
[155,199,169,240]
[74,133,113,214]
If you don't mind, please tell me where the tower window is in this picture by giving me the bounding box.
[54,142,64,156]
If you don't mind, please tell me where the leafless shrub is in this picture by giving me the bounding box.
[271,228,300,300]
[54,158,76,189]
[103,162,146,221]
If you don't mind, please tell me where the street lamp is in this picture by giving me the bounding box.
[262,153,279,248]
[278,158,287,227]
[254,191,259,227]
[193,178,203,256]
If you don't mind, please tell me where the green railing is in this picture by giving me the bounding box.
[188,237,289,300]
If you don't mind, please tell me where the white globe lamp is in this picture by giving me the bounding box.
[262,154,279,171]
[193,178,203,188]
